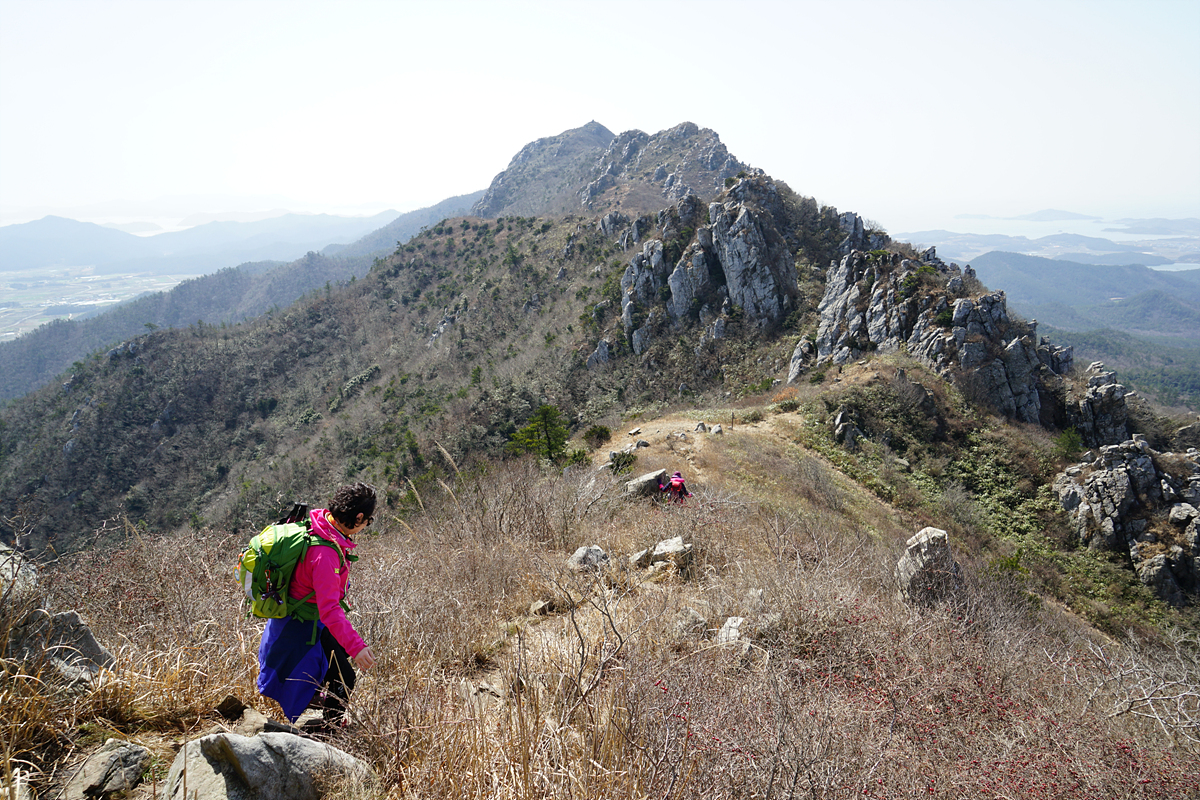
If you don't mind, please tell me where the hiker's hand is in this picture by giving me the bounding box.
[353,646,376,670]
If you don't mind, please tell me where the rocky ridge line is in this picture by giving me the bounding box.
[796,247,1136,448]
[1055,439,1200,606]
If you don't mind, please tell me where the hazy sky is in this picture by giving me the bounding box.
[1,0,1197,232]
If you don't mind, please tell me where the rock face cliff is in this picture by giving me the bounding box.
[612,176,801,356]
[473,121,748,220]
[809,249,1060,422]
[596,173,1132,453]
[1055,439,1200,605]
[799,248,1130,447]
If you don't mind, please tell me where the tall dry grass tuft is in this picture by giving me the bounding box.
[13,447,1200,798]
[327,453,1196,797]
[5,521,260,794]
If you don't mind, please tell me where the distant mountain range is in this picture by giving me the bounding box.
[969,251,1200,345]
[900,227,1189,265]
[0,210,400,274]
[953,209,1100,222]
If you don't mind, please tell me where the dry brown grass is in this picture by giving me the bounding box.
[10,446,1200,799]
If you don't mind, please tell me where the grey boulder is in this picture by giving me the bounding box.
[165,732,374,800]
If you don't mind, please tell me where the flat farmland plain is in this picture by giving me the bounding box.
[0,267,200,340]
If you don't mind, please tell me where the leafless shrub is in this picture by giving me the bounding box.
[934,480,989,537]
[796,455,844,513]
[1072,628,1200,751]
[16,440,1200,799]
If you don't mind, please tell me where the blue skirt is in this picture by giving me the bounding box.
[257,616,328,722]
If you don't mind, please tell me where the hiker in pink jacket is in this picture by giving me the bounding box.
[258,483,377,726]
[661,471,693,503]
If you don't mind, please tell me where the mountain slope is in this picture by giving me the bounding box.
[0,169,847,552]
[0,196,484,402]
[0,122,1195,639]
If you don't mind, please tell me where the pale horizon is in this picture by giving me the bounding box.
[2,0,1198,234]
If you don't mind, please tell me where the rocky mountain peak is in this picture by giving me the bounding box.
[581,122,747,215]
[470,122,616,218]
[472,121,749,220]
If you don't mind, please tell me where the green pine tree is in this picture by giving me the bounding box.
[508,405,570,462]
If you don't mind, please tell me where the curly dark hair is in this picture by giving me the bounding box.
[328,482,377,528]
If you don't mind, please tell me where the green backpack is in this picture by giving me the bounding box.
[233,503,352,627]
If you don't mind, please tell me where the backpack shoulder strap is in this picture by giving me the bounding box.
[306,533,348,569]
[289,531,354,645]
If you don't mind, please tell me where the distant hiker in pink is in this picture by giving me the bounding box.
[257,482,378,727]
[661,471,692,503]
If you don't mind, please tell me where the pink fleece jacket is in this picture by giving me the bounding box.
[288,508,366,657]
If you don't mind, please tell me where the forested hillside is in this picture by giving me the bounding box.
[0,253,364,401]
[0,195,485,401]
[0,174,842,556]
[969,251,1200,312]
[4,122,1199,800]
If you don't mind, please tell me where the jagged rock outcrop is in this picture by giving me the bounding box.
[618,177,799,354]
[706,178,799,326]
[1068,362,1130,447]
[620,240,669,350]
[165,732,375,800]
[1055,440,1200,605]
[804,249,1104,435]
[836,212,891,255]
